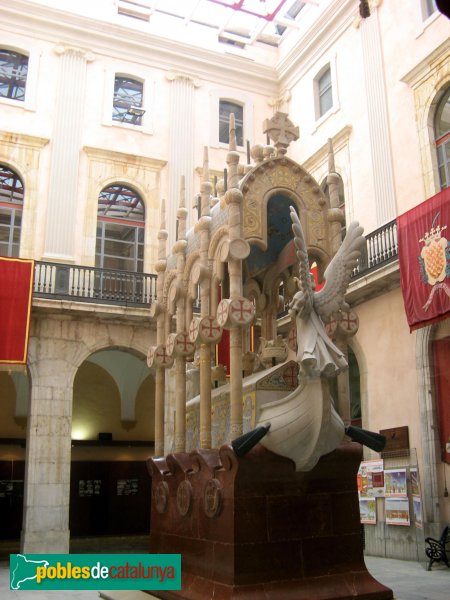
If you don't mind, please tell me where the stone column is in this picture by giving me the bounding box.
[225,119,246,440]
[173,179,188,453]
[166,72,200,248]
[359,7,396,225]
[21,332,79,553]
[197,150,213,449]
[44,46,93,261]
[152,200,168,457]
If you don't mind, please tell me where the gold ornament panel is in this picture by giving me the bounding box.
[242,157,330,254]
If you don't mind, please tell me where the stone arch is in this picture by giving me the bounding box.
[208,225,229,261]
[163,269,177,307]
[347,335,368,426]
[93,176,151,220]
[209,231,229,285]
[74,345,153,434]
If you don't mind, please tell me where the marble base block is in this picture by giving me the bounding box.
[146,442,393,600]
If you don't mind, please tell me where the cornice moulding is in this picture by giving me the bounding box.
[0,130,49,150]
[83,146,167,170]
[401,38,450,89]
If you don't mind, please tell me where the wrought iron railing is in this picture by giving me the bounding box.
[352,219,398,279]
[34,261,157,307]
[33,222,398,309]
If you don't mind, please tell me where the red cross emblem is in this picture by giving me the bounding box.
[283,364,299,388]
[200,316,222,343]
[155,344,174,368]
[175,332,195,356]
[229,297,254,326]
[338,310,359,336]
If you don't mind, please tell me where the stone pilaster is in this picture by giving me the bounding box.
[359,7,396,225]
[166,72,200,247]
[44,46,93,261]
[21,334,79,553]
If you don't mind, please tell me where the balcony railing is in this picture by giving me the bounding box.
[352,219,398,279]
[33,221,398,309]
[34,261,157,307]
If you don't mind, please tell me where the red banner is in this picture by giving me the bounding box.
[0,257,34,366]
[398,188,450,331]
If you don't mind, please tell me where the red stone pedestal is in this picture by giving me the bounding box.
[146,442,392,600]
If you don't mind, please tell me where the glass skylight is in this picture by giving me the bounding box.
[118,0,319,47]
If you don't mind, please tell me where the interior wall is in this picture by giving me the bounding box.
[0,373,28,439]
[72,361,155,442]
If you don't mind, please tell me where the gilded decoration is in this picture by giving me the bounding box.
[242,157,330,254]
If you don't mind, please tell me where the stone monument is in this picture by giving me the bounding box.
[146,113,392,599]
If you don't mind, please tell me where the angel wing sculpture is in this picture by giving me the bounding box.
[289,206,365,378]
[252,207,367,471]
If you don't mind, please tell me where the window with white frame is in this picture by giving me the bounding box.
[112,75,145,125]
[0,49,28,102]
[219,100,244,146]
[0,164,24,257]
[96,184,145,272]
[422,0,438,20]
[435,86,450,190]
[316,65,333,119]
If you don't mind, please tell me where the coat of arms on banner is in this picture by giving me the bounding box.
[418,212,450,310]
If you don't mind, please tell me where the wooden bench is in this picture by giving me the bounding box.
[425,525,450,571]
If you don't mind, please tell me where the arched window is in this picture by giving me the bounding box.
[0,164,24,257]
[112,75,144,125]
[219,100,244,146]
[0,49,28,101]
[435,86,450,190]
[95,184,145,272]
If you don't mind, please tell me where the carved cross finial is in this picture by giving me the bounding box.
[263,112,299,156]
